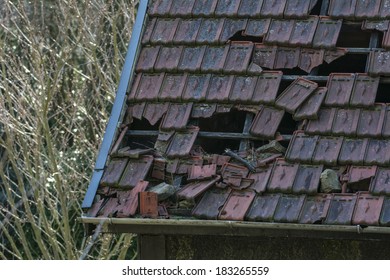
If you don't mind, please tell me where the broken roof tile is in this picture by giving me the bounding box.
[274,47,300,69]
[294,87,327,121]
[352,193,383,226]
[355,0,381,19]
[380,0,390,18]
[173,19,202,44]
[246,193,281,222]
[275,78,318,114]
[324,73,356,107]
[215,0,241,16]
[286,131,318,163]
[346,166,376,192]
[364,139,390,166]
[290,17,319,47]
[165,126,199,158]
[332,108,360,136]
[219,19,248,43]
[380,197,390,226]
[154,46,183,72]
[298,49,324,73]
[252,44,277,69]
[221,163,249,179]
[149,0,173,16]
[169,0,196,16]
[328,0,357,18]
[196,18,225,44]
[244,19,271,37]
[136,46,160,72]
[267,158,299,193]
[370,168,390,195]
[141,18,156,45]
[150,19,179,44]
[100,158,128,187]
[252,71,282,104]
[177,175,220,201]
[293,164,322,194]
[362,20,390,31]
[273,194,306,223]
[118,156,154,189]
[305,108,337,135]
[357,104,386,138]
[152,158,166,180]
[312,17,342,49]
[338,138,368,165]
[229,76,257,103]
[191,103,216,118]
[188,164,217,181]
[324,194,357,225]
[117,180,149,217]
[323,48,348,64]
[192,187,231,219]
[249,106,285,139]
[299,194,332,224]
[284,0,313,18]
[178,46,206,72]
[367,50,390,76]
[264,19,294,45]
[261,0,287,17]
[128,73,164,102]
[160,103,192,131]
[139,192,158,218]
[182,75,211,102]
[248,166,273,193]
[155,130,174,154]
[350,74,379,107]
[238,0,264,17]
[159,74,187,101]
[201,46,229,73]
[143,103,169,126]
[131,102,146,120]
[224,42,253,74]
[192,0,218,16]
[206,75,234,102]
[219,189,256,221]
[312,136,343,166]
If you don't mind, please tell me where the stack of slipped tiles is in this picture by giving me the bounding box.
[84,0,390,227]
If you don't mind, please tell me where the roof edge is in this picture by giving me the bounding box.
[80,216,390,240]
[82,0,150,208]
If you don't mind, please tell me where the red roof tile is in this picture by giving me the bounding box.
[350,74,379,107]
[143,103,169,126]
[261,0,287,17]
[154,46,183,72]
[312,136,343,165]
[206,75,234,102]
[252,71,282,104]
[149,0,173,16]
[238,0,263,17]
[136,46,160,72]
[364,139,390,166]
[246,193,281,222]
[298,49,325,73]
[380,198,390,226]
[201,46,230,73]
[100,158,128,187]
[324,194,357,225]
[332,108,360,136]
[274,194,306,223]
[305,108,337,135]
[367,50,390,76]
[293,87,327,120]
[252,44,277,69]
[264,19,294,45]
[118,156,154,188]
[150,19,179,44]
[159,74,187,101]
[173,19,202,44]
[244,19,271,37]
[292,164,322,194]
[182,75,211,102]
[169,0,196,16]
[229,76,257,103]
[286,131,318,163]
[178,46,206,72]
[177,175,220,201]
[290,17,319,46]
[139,192,158,218]
[165,126,199,158]
[362,20,389,31]
[338,138,368,165]
[284,0,314,18]
[117,180,150,217]
[128,73,165,101]
[274,47,300,69]
[312,17,342,49]
[299,194,332,224]
[370,167,390,195]
[224,42,254,73]
[380,0,390,18]
[219,189,256,220]
[352,193,383,226]
[267,159,299,193]
[357,104,386,138]
[328,0,356,19]
[196,18,225,44]
[192,0,218,16]
[355,0,381,19]
[192,187,231,219]
[324,73,355,107]
[160,103,192,130]
[248,166,273,193]
[249,106,285,138]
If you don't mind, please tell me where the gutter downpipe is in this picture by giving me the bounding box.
[82,0,149,208]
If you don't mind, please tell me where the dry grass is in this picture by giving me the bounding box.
[0,0,138,259]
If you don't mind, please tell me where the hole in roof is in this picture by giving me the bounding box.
[198,110,247,133]
[336,24,371,48]
[278,113,298,137]
[131,117,161,131]
[280,67,310,76]
[309,0,322,16]
[317,54,367,75]
[376,83,390,103]
[229,30,263,44]
[195,137,240,155]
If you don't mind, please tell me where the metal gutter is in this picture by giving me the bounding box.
[82,0,149,209]
[80,217,390,239]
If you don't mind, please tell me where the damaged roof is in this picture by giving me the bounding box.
[82,0,390,234]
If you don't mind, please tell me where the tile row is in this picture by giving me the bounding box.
[129,72,283,103]
[287,131,390,166]
[328,0,390,19]
[142,16,343,49]
[136,43,348,74]
[305,104,390,137]
[193,189,390,226]
[149,0,319,19]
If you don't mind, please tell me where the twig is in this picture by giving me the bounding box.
[79,220,105,260]
[224,149,256,172]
